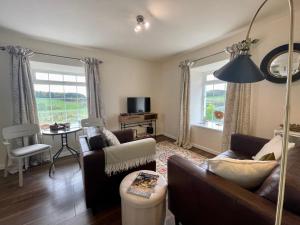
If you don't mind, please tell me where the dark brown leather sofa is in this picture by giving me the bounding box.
[79,129,156,210]
[168,134,300,225]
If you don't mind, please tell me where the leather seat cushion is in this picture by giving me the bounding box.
[11,144,50,157]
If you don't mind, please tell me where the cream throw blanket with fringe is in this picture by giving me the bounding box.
[103,138,156,176]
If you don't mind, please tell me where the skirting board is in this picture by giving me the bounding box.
[161,132,177,140]
[192,143,219,155]
[163,132,219,155]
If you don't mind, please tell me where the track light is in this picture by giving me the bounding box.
[134,15,150,33]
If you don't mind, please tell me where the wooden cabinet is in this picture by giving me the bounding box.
[119,113,158,139]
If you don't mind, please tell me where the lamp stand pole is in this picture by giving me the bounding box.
[245,0,294,224]
[275,0,294,224]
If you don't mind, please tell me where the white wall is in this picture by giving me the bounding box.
[0,27,162,168]
[160,10,300,153]
[1,9,300,168]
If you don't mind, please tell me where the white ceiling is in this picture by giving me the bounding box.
[0,0,293,60]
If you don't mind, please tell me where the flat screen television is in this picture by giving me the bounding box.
[127,97,151,114]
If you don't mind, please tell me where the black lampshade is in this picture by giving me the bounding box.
[213,54,265,83]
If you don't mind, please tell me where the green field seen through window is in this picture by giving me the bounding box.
[36,98,88,125]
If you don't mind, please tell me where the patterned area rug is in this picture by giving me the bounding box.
[156,141,207,179]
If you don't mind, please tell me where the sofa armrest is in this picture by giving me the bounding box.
[79,135,107,208]
[80,149,107,208]
[168,155,300,225]
[80,136,156,209]
[79,136,90,153]
[230,134,269,157]
[113,129,134,143]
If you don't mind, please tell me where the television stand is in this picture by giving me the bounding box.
[119,113,158,139]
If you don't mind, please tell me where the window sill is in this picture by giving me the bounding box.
[191,121,223,132]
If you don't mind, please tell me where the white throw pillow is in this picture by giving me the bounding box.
[207,158,277,189]
[253,135,295,160]
[102,128,121,146]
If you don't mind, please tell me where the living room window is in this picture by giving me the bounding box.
[190,59,229,131]
[30,61,87,127]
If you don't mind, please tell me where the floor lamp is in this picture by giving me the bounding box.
[213,0,294,225]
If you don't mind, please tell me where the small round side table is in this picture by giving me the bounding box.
[119,170,167,225]
[42,127,82,176]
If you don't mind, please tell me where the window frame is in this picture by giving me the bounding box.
[201,71,227,125]
[190,58,229,132]
[32,68,88,126]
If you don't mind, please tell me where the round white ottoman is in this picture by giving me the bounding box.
[120,170,167,225]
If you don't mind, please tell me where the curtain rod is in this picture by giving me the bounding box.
[0,46,103,63]
[191,50,226,63]
[190,38,260,63]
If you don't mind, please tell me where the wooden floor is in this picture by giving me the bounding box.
[0,135,214,225]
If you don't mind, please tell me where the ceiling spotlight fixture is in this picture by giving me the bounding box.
[134,15,150,33]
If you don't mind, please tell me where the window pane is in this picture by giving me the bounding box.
[205,84,213,92]
[204,85,215,121]
[64,75,77,82]
[190,59,228,128]
[33,67,87,126]
[77,86,87,97]
[204,82,226,123]
[34,84,49,92]
[204,103,214,121]
[65,98,78,110]
[65,98,88,124]
[38,111,53,125]
[79,99,88,119]
[77,76,86,83]
[34,84,50,99]
[50,85,64,98]
[36,72,48,80]
[52,111,66,123]
[51,98,65,111]
[36,98,51,111]
[49,73,63,81]
[65,99,80,124]
[64,86,77,98]
[66,110,79,124]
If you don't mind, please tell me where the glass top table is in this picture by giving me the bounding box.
[42,127,82,135]
[42,127,82,176]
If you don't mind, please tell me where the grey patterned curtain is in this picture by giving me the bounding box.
[221,44,251,150]
[5,46,39,171]
[82,57,105,123]
[175,60,192,149]
[6,46,39,125]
